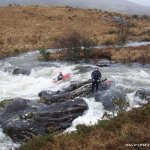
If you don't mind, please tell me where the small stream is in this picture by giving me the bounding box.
[0,42,150,149]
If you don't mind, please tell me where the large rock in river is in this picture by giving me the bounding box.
[39,83,91,104]
[12,68,30,75]
[0,98,88,142]
[39,79,109,105]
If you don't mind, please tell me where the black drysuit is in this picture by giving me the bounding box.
[91,70,101,92]
[57,73,63,81]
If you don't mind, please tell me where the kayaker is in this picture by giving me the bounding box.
[57,72,64,81]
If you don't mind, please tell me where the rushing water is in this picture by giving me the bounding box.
[0,42,150,149]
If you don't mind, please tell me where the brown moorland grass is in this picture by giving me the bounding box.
[0,5,150,58]
[19,102,150,150]
[44,44,150,63]
[94,45,150,63]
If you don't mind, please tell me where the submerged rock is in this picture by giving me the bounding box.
[12,68,30,75]
[133,90,150,106]
[0,98,88,142]
[94,90,127,111]
[97,64,110,67]
[134,90,150,100]
[97,61,111,67]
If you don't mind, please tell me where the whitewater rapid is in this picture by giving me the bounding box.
[0,48,150,149]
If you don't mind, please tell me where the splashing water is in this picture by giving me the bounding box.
[65,97,104,132]
[0,49,150,148]
[0,128,19,150]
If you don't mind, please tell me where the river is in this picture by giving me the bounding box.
[0,42,150,149]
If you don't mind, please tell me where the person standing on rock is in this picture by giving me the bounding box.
[91,67,101,92]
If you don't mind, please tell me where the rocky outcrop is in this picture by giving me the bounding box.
[0,98,88,142]
[94,89,127,111]
[39,79,110,105]
[0,79,113,142]
[97,60,111,67]
[97,64,110,67]
[12,68,30,75]
[39,80,92,104]
[134,90,150,100]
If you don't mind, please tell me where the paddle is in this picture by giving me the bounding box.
[101,78,107,82]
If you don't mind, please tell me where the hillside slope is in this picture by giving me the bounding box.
[0,6,150,58]
[0,0,150,14]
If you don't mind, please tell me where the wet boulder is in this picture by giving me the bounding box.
[97,59,112,67]
[12,68,30,75]
[39,83,91,105]
[97,63,110,67]
[0,98,33,123]
[133,90,150,106]
[0,98,88,142]
[134,90,148,100]
[4,98,28,113]
[94,89,127,111]
[97,64,109,67]
[39,79,111,105]
[64,80,92,92]
[39,90,56,99]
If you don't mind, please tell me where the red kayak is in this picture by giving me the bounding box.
[103,80,112,88]
[53,74,71,83]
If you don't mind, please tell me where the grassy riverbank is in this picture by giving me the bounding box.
[19,102,150,150]
[0,5,150,58]
[42,44,150,63]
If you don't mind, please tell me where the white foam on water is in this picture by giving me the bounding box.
[138,70,150,78]
[111,68,150,90]
[65,97,104,132]
[124,41,150,47]
[0,65,76,100]
[0,128,19,150]
[0,70,52,100]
